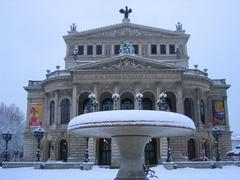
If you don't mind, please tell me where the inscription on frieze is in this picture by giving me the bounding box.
[88,27,159,37]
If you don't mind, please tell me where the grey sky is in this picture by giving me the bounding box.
[0,0,239,135]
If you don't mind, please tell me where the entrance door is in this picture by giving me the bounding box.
[59,139,68,162]
[145,138,157,165]
[188,138,196,160]
[99,138,111,165]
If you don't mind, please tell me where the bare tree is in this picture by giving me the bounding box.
[0,102,25,161]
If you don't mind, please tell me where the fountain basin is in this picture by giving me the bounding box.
[68,110,195,137]
[68,110,196,180]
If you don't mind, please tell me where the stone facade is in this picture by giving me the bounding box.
[23,15,231,166]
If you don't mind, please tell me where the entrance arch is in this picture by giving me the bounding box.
[98,138,111,165]
[187,138,196,160]
[59,139,68,162]
[145,138,157,165]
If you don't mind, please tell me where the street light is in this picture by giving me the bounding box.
[166,137,171,162]
[112,92,120,110]
[157,92,171,162]
[33,127,45,162]
[212,125,222,161]
[1,130,12,162]
[135,92,143,110]
[84,92,98,163]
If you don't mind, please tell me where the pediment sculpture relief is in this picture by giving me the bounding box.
[102,59,151,71]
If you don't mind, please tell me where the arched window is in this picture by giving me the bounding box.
[200,100,205,124]
[102,99,113,111]
[142,98,153,110]
[61,99,70,124]
[184,98,194,120]
[49,101,55,125]
[121,98,133,110]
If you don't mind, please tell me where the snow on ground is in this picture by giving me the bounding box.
[0,165,239,180]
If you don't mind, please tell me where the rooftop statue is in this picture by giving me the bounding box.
[175,22,184,32]
[70,23,77,32]
[119,41,135,55]
[119,6,132,19]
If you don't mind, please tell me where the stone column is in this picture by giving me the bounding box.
[206,92,213,127]
[54,91,59,128]
[155,83,162,110]
[93,84,98,111]
[138,44,142,55]
[159,137,168,162]
[195,88,202,128]
[93,44,96,57]
[176,84,184,114]
[102,44,106,56]
[111,138,120,167]
[43,94,48,127]
[84,45,87,56]
[26,98,31,129]
[88,137,96,163]
[166,44,169,55]
[223,96,230,130]
[72,85,77,118]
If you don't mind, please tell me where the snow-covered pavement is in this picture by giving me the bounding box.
[0,165,239,180]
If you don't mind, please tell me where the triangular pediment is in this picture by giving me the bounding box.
[69,55,184,72]
[65,22,189,38]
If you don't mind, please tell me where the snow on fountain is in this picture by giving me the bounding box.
[68,110,195,180]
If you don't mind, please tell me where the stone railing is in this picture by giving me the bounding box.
[212,79,226,85]
[184,69,208,77]
[46,70,71,79]
[28,80,42,86]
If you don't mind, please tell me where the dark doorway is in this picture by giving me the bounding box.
[99,138,111,165]
[188,138,196,160]
[59,139,68,162]
[145,138,157,165]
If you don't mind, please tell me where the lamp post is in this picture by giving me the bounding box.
[166,137,171,162]
[202,138,206,160]
[212,125,222,161]
[112,92,120,110]
[157,92,171,162]
[1,130,12,162]
[33,127,45,162]
[135,92,143,110]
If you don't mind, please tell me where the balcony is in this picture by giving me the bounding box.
[184,69,208,77]
[46,70,71,79]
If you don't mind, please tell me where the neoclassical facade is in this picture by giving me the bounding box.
[23,12,231,165]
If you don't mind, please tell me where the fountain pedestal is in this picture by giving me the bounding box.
[113,135,150,180]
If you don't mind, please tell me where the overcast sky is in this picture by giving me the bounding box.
[0,0,239,135]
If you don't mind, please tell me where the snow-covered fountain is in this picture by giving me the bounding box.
[68,93,195,180]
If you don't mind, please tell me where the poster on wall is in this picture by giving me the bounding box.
[212,100,225,125]
[29,102,43,127]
